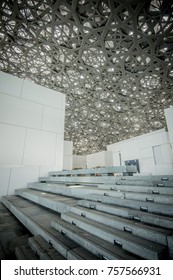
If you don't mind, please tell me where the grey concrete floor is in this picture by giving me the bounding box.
[0,202,33,259]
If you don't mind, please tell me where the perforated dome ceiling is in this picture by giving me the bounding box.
[0,0,173,154]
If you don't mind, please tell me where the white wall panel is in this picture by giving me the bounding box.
[0,72,65,196]
[73,155,87,169]
[140,157,155,174]
[112,152,121,166]
[0,71,23,97]
[55,134,64,171]
[160,131,170,144]
[63,141,73,170]
[139,147,153,159]
[165,107,173,144]
[42,106,64,133]
[107,142,120,153]
[8,166,39,195]
[137,129,166,148]
[0,93,42,129]
[87,151,113,168]
[22,80,63,109]
[39,165,54,177]
[107,128,173,175]
[0,167,11,196]
[0,123,26,165]
[64,141,73,156]
[61,94,66,110]
[23,129,57,165]
[63,156,73,170]
[161,144,173,164]
[155,164,173,175]
[105,151,113,166]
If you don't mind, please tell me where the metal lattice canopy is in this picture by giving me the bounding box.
[0,0,173,155]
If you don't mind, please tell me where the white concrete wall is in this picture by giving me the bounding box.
[73,155,87,169]
[107,129,173,175]
[165,106,173,146]
[0,71,65,196]
[63,141,73,170]
[87,151,113,169]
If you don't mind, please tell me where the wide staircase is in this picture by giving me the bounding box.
[1,166,173,260]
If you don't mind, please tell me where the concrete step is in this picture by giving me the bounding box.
[61,212,167,260]
[78,200,173,229]
[1,196,99,260]
[70,206,172,245]
[99,184,173,195]
[112,175,173,181]
[15,188,78,213]
[28,182,173,204]
[109,181,173,187]
[15,188,173,240]
[67,247,99,260]
[49,166,134,176]
[28,182,100,198]
[38,175,173,185]
[124,192,173,204]
[95,190,173,204]
[15,244,38,260]
[28,235,65,260]
[16,188,173,245]
[26,183,173,217]
[86,194,173,216]
[51,219,138,260]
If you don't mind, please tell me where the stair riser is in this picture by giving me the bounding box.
[98,185,173,194]
[61,214,164,260]
[28,239,51,260]
[78,200,173,229]
[1,197,73,258]
[16,190,71,213]
[51,220,122,260]
[70,207,168,245]
[86,195,173,216]
[29,183,173,206]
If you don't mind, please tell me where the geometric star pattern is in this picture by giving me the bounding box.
[0,0,173,154]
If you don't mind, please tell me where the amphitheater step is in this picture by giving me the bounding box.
[78,200,173,229]
[124,192,173,204]
[28,235,65,260]
[67,247,99,260]
[15,188,78,213]
[61,212,167,260]
[1,196,98,260]
[69,206,172,245]
[101,181,173,187]
[28,182,173,204]
[95,190,173,204]
[98,184,173,195]
[38,175,173,185]
[86,194,173,216]
[15,244,38,260]
[51,219,138,260]
[28,182,100,198]
[109,175,173,181]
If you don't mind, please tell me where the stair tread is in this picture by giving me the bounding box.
[62,212,166,251]
[28,235,66,260]
[86,194,173,216]
[78,199,173,223]
[71,205,172,233]
[51,218,138,260]
[1,196,105,259]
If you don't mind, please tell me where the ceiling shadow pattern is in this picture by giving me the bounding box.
[0,0,173,154]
